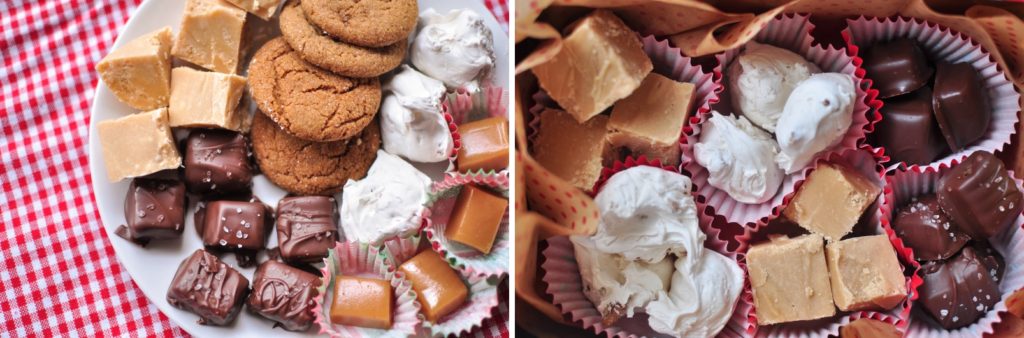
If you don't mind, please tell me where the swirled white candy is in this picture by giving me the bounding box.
[775,73,856,173]
[340,150,431,244]
[380,65,453,163]
[570,235,674,318]
[728,41,820,132]
[411,8,495,91]
[646,248,744,337]
[592,166,705,263]
[694,111,784,204]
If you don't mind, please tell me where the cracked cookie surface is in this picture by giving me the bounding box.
[300,0,417,48]
[251,111,380,195]
[248,37,380,142]
[279,2,406,78]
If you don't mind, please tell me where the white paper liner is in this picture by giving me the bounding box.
[843,16,1021,172]
[424,171,511,277]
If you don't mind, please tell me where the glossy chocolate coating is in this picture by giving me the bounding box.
[874,88,949,165]
[117,175,187,245]
[862,39,933,98]
[972,239,1005,283]
[246,260,320,331]
[932,61,991,151]
[196,200,271,267]
[918,246,1000,329]
[184,129,253,195]
[937,151,1022,238]
[276,196,339,263]
[167,249,250,326]
[892,194,969,261]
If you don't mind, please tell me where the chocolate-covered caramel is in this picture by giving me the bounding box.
[932,62,991,151]
[247,260,320,331]
[918,246,1000,329]
[862,39,933,98]
[937,152,1022,239]
[874,88,948,165]
[892,194,969,261]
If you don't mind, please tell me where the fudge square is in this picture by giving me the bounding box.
[826,235,907,311]
[532,108,609,193]
[168,67,248,130]
[96,27,173,110]
[784,162,881,242]
[607,73,695,167]
[747,234,836,325]
[167,249,250,325]
[97,107,181,182]
[172,0,246,73]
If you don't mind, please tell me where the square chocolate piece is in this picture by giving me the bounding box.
[276,196,339,263]
[198,200,270,267]
[167,249,250,325]
[116,174,187,246]
[184,129,254,195]
[937,151,1023,239]
[247,260,320,331]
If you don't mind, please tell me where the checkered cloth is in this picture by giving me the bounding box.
[0,0,509,337]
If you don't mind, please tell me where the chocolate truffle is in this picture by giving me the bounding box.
[116,175,187,245]
[937,151,1023,238]
[874,88,948,165]
[167,249,250,325]
[196,200,271,267]
[184,129,253,195]
[276,196,339,263]
[246,260,320,331]
[862,39,933,98]
[932,61,991,151]
[892,194,969,261]
[918,246,1001,329]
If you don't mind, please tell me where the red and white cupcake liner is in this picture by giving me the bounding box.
[313,241,420,338]
[424,171,510,278]
[879,160,1024,338]
[683,13,880,228]
[419,270,500,338]
[444,86,509,174]
[735,147,915,337]
[843,16,1021,172]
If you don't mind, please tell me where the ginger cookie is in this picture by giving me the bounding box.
[300,0,417,48]
[279,2,406,78]
[248,38,380,142]
[251,111,380,195]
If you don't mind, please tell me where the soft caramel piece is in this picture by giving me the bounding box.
[747,234,835,325]
[96,27,173,110]
[445,184,508,254]
[223,0,283,20]
[826,235,907,311]
[532,10,652,123]
[97,108,182,182]
[840,318,901,338]
[607,73,695,167]
[330,276,393,329]
[533,109,609,192]
[172,0,246,73]
[168,67,248,130]
[398,250,468,323]
[457,117,509,173]
[784,163,881,242]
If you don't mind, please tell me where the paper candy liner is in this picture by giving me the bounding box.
[879,159,1024,338]
[424,171,510,278]
[314,241,420,338]
[843,16,1021,172]
[444,86,510,173]
[380,228,422,267]
[420,271,500,338]
[682,13,880,229]
[591,155,676,195]
[734,147,915,337]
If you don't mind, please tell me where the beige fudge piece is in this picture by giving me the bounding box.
[607,73,694,167]
[97,108,181,182]
[532,10,652,123]
[223,0,282,20]
[168,67,247,130]
[784,163,881,242]
[826,235,907,312]
[747,234,835,325]
[96,27,173,110]
[533,109,608,193]
[172,0,246,73]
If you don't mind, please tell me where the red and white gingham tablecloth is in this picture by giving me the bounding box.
[0,0,509,337]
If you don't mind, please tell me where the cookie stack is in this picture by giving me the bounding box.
[247,0,418,195]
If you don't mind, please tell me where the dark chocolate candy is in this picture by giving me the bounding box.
[932,61,991,151]
[246,260,321,331]
[971,239,1005,283]
[862,39,933,98]
[116,176,187,246]
[184,129,253,195]
[918,246,1000,329]
[874,88,949,165]
[892,194,969,262]
[276,196,339,263]
[937,151,1022,238]
[167,249,250,326]
[197,200,271,267]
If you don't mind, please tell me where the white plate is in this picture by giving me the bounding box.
[87,0,508,336]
